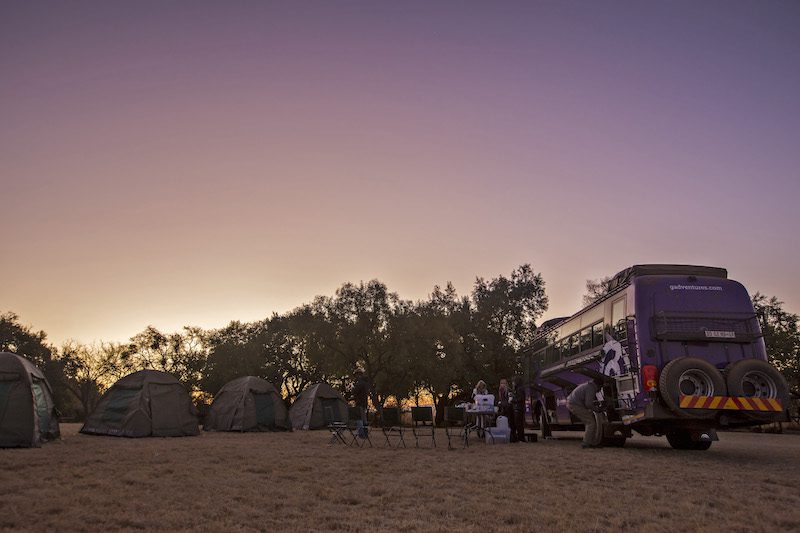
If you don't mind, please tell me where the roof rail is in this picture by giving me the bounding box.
[608,264,727,291]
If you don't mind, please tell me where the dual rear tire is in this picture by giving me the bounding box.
[659,357,790,450]
[659,357,790,418]
[659,357,726,418]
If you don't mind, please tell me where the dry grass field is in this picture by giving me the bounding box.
[1,424,799,532]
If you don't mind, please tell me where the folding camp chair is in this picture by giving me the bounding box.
[348,406,373,448]
[444,406,469,449]
[411,406,435,448]
[380,407,406,448]
[325,405,352,446]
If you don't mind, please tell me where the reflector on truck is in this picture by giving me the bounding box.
[679,395,782,411]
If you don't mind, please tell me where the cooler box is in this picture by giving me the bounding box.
[474,394,495,412]
[485,427,509,444]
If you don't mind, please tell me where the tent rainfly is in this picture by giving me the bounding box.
[205,376,290,432]
[0,352,60,448]
[81,370,199,437]
[289,382,348,430]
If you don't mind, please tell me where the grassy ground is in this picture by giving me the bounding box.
[1,424,798,532]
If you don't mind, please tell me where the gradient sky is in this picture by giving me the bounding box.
[2,1,799,345]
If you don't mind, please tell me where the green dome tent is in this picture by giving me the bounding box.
[205,376,290,432]
[0,352,60,448]
[289,382,348,430]
[81,370,199,437]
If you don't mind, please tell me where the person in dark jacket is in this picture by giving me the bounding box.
[512,376,526,443]
[567,377,604,448]
[352,370,369,414]
[498,378,515,440]
[351,370,370,437]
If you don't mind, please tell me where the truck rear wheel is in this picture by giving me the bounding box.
[724,359,790,419]
[659,357,726,418]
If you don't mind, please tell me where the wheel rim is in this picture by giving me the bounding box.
[678,368,715,397]
[740,371,778,398]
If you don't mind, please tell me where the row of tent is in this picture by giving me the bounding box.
[0,351,349,448]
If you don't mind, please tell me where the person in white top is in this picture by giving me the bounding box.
[471,380,491,433]
[472,380,488,399]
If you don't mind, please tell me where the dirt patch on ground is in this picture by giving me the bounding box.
[1,424,798,531]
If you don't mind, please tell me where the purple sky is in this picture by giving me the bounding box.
[2,1,799,345]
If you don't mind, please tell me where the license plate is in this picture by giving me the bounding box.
[705,330,735,339]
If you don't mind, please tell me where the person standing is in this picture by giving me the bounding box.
[471,379,490,433]
[566,378,604,448]
[498,378,515,441]
[352,369,369,423]
[512,376,526,443]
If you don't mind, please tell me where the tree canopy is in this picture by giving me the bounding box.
[752,293,800,392]
[582,276,613,306]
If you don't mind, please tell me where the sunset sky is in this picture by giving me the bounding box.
[2,1,799,346]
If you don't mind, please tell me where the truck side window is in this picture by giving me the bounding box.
[612,298,627,339]
[592,321,604,347]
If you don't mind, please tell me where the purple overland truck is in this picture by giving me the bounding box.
[523,265,791,450]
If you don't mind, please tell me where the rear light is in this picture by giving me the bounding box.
[643,365,658,391]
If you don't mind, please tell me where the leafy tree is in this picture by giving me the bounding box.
[0,311,53,366]
[125,325,209,392]
[202,320,267,395]
[303,280,406,409]
[752,293,800,392]
[582,276,614,306]
[202,314,326,405]
[373,299,427,408]
[0,312,79,417]
[468,264,548,388]
[59,341,126,418]
[413,283,471,421]
[409,265,549,423]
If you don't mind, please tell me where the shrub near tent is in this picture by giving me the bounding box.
[0,352,60,448]
[81,370,199,438]
[205,376,290,432]
[289,383,348,430]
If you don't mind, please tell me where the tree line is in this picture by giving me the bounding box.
[2,264,798,422]
[2,265,547,422]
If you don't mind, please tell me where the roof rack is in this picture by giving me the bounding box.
[607,264,727,292]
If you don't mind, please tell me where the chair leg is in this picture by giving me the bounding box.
[413,427,437,448]
[329,426,348,446]
[359,427,373,448]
